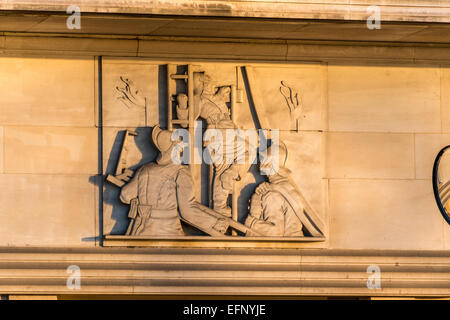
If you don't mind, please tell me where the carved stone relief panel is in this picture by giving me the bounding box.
[102,58,327,246]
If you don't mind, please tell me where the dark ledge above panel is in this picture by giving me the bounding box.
[1,12,450,44]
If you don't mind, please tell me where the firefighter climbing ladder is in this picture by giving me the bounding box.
[167,64,242,233]
[167,64,201,201]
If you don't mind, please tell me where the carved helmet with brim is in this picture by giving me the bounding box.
[151,125,175,153]
[259,140,289,176]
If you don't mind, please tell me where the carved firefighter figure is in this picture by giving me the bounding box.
[245,142,323,237]
[176,72,245,217]
[119,125,230,236]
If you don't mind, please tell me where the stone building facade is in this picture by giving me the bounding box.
[0,1,449,299]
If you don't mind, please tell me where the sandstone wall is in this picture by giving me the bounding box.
[0,57,98,247]
[0,55,448,250]
[327,65,449,250]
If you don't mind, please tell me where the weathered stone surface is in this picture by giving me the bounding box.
[415,134,450,179]
[0,13,48,32]
[402,25,450,43]
[287,44,415,62]
[328,65,441,133]
[3,35,450,65]
[413,47,450,63]
[3,13,450,45]
[8,295,58,300]
[0,57,95,126]
[2,1,450,23]
[326,132,415,179]
[138,40,287,61]
[4,36,138,57]
[30,15,172,35]
[149,18,306,39]
[287,22,427,42]
[4,127,97,175]
[329,179,444,250]
[0,174,96,247]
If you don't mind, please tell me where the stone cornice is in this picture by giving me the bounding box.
[0,247,448,297]
[1,1,450,24]
[2,33,450,64]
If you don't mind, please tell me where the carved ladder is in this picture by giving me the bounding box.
[166,64,202,201]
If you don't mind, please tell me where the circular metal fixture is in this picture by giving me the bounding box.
[432,145,450,225]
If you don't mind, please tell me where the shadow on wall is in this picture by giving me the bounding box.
[104,127,157,235]
[83,175,103,243]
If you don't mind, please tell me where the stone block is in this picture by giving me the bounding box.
[402,25,450,43]
[148,18,306,39]
[326,132,415,179]
[289,22,427,42]
[138,40,287,61]
[236,64,325,131]
[0,57,95,126]
[414,47,450,63]
[0,126,3,173]
[287,43,414,62]
[4,36,138,57]
[442,67,450,132]
[0,14,48,32]
[30,15,172,35]
[4,127,97,175]
[445,220,450,249]
[0,174,96,247]
[328,65,441,132]
[282,131,325,222]
[329,179,444,250]
[8,295,58,300]
[102,60,159,127]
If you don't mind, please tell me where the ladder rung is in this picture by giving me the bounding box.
[170,74,189,80]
